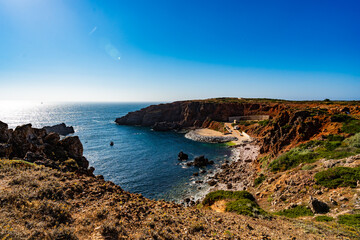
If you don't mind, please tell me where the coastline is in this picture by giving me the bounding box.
[182,127,260,204]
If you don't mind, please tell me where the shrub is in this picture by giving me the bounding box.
[202,190,254,206]
[258,120,270,127]
[315,215,334,222]
[254,174,266,187]
[338,214,360,228]
[344,133,360,148]
[269,148,318,172]
[342,118,360,134]
[226,198,267,217]
[314,166,360,188]
[202,190,267,218]
[330,114,352,123]
[275,206,314,218]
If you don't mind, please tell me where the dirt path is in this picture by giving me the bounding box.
[224,122,251,145]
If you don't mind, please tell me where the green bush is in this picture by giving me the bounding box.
[342,119,360,134]
[226,198,267,217]
[315,215,334,222]
[202,190,267,218]
[330,114,352,122]
[269,148,318,172]
[258,120,270,127]
[275,206,314,218]
[344,133,360,148]
[338,214,360,228]
[314,166,360,188]
[202,190,254,206]
[269,134,360,172]
[254,174,266,187]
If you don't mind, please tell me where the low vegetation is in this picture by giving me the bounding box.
[338,214,360,228]
[254,174,266,187]
[314,166,360,188]
[269,134,360,172]
[202,190,267,218]
[331,114,360,134]
[315,216,334,222]
[275,206,314,218]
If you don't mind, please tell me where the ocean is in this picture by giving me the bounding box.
[0,102,231,201]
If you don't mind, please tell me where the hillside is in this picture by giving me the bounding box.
[1,98,360,239]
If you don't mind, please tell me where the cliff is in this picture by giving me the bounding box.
[116,98,360,156]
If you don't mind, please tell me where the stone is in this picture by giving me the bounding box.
[59,136,83,158]
[193,172,199,176]
[309,197,330,214]
[43,123,74,136]
[208,179,217,186]
[178,151,188,161]
[110,141,114,146]
[43,132,60,145]
[227,183,232,189]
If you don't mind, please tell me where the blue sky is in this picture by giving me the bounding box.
[0,0,359,102]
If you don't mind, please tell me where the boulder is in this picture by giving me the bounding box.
[59,136,83,158]
[0,143,12,158]
[0,121,10,143]
[208,179,217,186]
[192,155,214,167]
[44,132,60,145]
[178,151,188,161]
[43,123,74,136]
[309,197,330,214]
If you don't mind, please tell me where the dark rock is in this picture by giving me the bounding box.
[178,151,188,161]
[43,132,60,145]
[200,170,207,174]
[24,151,44,162]
[152,122,179,131]
[59,136,83,158]
[0,121,10,143]
[309,197,330,214]
[43,123,74,136]
[208,179,217,186]
[0,143,12,158]
[193,172,199,176]
[227,183,233,189]
[330,197,338,205]
[110,141,114,146]
[192,155,213,167]
[195,180,203,184]
[221,163,228,169]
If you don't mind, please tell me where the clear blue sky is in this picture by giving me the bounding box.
[0,0,359,102]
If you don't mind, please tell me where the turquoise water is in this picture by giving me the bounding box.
[0,102,230,201]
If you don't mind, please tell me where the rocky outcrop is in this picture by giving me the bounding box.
[0,121,91,174]
[309,197,330,214]
[187,155,214,167]
[115,100,278,130]
[43,123,74,136]
[178,151,188,161]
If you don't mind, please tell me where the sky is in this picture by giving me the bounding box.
[0,0,359,102]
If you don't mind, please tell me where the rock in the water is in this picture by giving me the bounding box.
[309,197,330,213]
[43,123,74,136]
[178,151,188,161]
[110,141,114,146]
[190,155,214,167]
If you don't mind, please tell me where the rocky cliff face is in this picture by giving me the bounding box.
[0,121,92,174]
[116,99,360,156]
[115,100,279,130]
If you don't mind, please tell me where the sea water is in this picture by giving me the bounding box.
[0,102,230,201]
